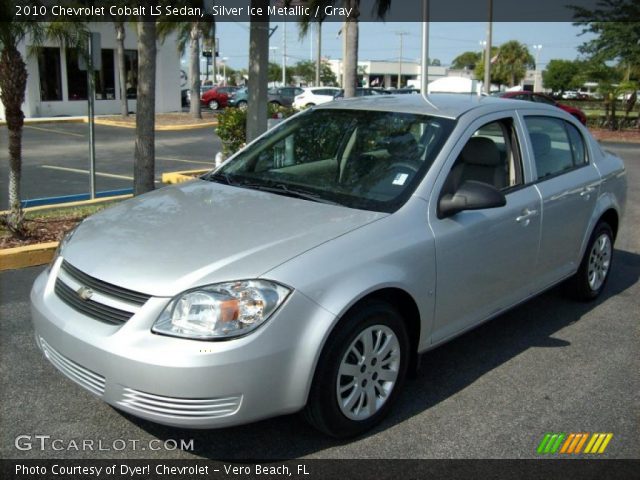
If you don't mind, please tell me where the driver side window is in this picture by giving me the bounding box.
[443,118,523,195]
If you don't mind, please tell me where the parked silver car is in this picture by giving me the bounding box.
[31,94,627,437]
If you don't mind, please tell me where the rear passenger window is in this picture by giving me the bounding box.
[525,117,586,180]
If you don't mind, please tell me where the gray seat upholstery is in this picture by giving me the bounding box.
[386,133,420,163]
[449,137,507,191]
[530,132,572,178]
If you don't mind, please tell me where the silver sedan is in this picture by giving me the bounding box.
[31,94,627,437]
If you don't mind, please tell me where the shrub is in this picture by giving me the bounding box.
[216,103,298,157]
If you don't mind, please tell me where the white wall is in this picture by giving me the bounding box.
[3,23,181,119]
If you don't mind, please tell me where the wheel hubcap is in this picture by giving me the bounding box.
[336,325,401,421]
[587,233,611,291]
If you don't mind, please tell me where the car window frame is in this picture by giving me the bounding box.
[428,111,531,221]
[521,114,591,183]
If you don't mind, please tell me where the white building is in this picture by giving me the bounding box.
[327,59,447,89]
[0,23,181,120]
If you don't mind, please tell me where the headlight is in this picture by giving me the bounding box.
[48,224,79,272]
[152,280,291,340]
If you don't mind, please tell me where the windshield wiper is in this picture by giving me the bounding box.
[206,172,235,185]
[240,182,341,206]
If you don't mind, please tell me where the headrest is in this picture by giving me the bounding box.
[460,137,501,166]
[385,133,419,159]
[530,132,551,157]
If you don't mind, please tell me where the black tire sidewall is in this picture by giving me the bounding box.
[306,301,410,438]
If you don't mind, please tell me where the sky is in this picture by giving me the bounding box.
[208,22,593,71]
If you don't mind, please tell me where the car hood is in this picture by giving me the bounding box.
[62,180,386,297]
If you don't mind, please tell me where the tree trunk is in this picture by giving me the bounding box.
[343,9,358,98]
[0,44,28,235]
[115,22,129,118]
[246,0,269,143]
[134,20,156,195]
[189,23,202,119]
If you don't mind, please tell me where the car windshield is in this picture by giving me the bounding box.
[206,109,455,212]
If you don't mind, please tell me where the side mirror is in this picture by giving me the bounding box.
[438,180,506,218]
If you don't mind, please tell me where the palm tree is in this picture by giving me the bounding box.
[300,0,391,98]
[494,40,534,87]
[246,0,269,143]
[133,19,156,195]
[157,11,216,119]
[0,14,86,235]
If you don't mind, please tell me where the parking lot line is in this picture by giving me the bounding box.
[25,125,84,137]
[41,165,133,181]
[156,156,214,166]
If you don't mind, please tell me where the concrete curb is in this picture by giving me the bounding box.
[0,241,58,271]
[0,194,131,216]
[1,117,217,131]
[162,169,210,184]
[94,118,218,131]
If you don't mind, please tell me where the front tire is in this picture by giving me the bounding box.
[304,300,409,438]
[208,100,219,110]
[567,222,614,300]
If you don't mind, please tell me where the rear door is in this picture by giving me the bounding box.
[521,115,601,289]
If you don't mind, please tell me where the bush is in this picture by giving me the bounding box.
[216,103,297,157]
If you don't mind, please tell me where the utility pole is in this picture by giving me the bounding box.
[420,0,429,95]
[396,31,409,88]
[315,21,322,86]
[281,22,287,85]
[483,0,493,95]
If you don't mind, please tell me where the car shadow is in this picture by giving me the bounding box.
[121,248,639,460]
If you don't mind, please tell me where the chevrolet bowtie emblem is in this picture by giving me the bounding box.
[76,286,94,301]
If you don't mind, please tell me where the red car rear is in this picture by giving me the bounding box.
[200,87,229,110]
[496,91,587,125]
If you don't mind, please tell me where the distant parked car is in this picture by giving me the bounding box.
[334,88,385,99]
[292,87,341,108]
[268,87,305,107]
[201,86,231,110]
[495,91,587,125]
[561,90,580,100]
[186,85,213,106]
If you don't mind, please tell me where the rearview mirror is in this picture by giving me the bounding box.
[438,180,506,218]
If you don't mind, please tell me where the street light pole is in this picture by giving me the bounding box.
[532,44,542,92]
[420,0,429,95]
[282,22,287,86]
[483,0,493,95]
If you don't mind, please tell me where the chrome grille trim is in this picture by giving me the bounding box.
[60,260,151,307]
[39,337,105,396]
[118,388,242,419]
[54,279,133,325]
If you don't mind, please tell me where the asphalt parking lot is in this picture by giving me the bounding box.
[0,121,221,210]
[0,143,638,460]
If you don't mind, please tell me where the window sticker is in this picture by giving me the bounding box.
[392,173,409,186]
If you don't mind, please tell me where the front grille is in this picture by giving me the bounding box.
[55,279,134,325]
[39,337,105,396]
[118,388,242,419]
[60,260,150,306]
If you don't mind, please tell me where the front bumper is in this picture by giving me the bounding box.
[30,260,335,428]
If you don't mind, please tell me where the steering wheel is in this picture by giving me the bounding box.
[389,160,420,173]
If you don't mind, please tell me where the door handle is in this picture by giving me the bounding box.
[516,208,538,225]
[580,187,595,200]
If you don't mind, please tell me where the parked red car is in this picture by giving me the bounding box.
[495,91,587,125]
[200,87,231,110]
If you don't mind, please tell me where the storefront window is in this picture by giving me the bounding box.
[38,48,62,101]
[66,48,87,101]
[95,49,115,100]
[124,50,138,99]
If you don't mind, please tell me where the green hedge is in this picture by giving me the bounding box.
[216,104,297,156]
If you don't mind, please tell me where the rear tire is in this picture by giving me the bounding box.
[237,100,247,110]
[566,222,613,300]
[304,300,409,438]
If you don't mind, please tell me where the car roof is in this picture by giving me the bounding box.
[316,93,555,120]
